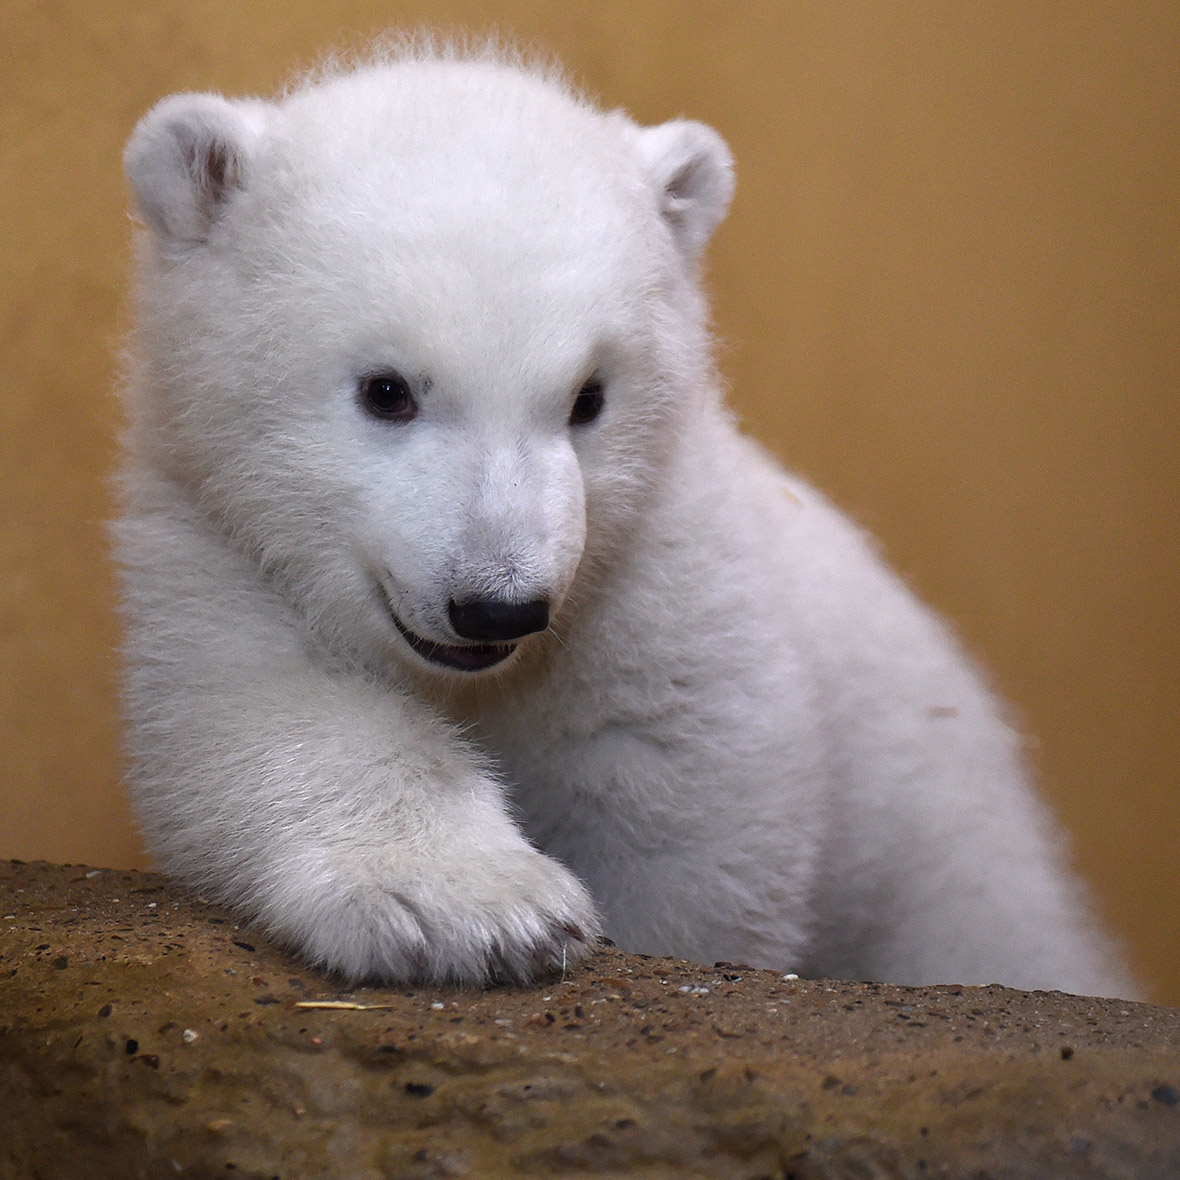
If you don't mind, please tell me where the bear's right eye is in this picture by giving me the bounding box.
[359,373,417,422]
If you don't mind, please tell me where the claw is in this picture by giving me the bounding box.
[558,921,586,943]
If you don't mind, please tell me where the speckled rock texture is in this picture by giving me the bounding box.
[2,861,1178,1179]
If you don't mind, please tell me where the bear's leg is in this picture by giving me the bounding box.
[117,484,600,985]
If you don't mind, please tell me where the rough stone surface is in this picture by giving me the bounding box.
[2,860,1178,1179]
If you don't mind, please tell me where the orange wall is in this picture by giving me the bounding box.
[2,2,1176,1001]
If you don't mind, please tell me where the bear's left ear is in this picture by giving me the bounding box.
[633,120,735,262]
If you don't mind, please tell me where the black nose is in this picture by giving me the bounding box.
[448,597,550,643]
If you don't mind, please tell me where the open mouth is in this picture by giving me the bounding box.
[380,590,516,673]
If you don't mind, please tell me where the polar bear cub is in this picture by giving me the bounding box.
[117,45,1133,996]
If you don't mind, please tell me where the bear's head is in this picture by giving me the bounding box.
[122,49,733,680]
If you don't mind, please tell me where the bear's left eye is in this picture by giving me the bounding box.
[359,372,417,422]
[570,377,605,426]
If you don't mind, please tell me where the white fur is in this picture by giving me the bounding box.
[116,44,1134,995]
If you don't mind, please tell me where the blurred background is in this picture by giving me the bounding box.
[1,1,1176,1001]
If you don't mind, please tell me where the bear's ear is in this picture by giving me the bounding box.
[633,119,735,262]
[124,93,265,248]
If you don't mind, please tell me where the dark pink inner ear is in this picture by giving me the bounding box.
[184,137,243,222]
[662,155,707,212]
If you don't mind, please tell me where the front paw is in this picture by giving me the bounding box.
[260,841,602,986]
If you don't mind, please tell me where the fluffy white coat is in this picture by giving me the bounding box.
[116,45,1134,996]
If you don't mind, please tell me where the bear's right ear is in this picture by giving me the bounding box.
[124,93,265,247]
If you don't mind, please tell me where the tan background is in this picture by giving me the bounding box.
[2,2,1176,1001]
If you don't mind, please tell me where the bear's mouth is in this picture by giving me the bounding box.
[379,587,516,673]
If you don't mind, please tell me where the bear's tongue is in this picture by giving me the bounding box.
[415,635,515,672]
[390,610,515,672]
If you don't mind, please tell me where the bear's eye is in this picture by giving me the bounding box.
[570,377,605,426]
[359,372,417,422]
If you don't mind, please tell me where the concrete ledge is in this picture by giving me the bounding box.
[2,859,1178,1179]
